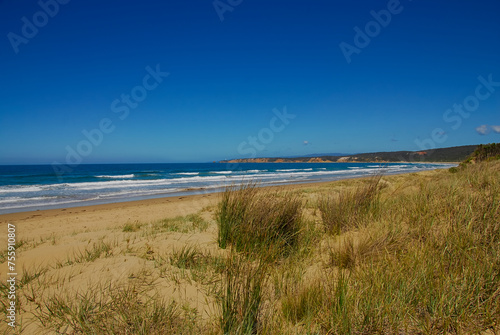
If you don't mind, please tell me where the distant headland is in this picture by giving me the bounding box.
[220,144,479,164]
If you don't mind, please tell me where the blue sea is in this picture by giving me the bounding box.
[0,162,454,214]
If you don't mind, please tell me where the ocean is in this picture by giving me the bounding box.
[0,162,454,214]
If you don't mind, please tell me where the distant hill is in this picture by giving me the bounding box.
[220,145,478,164]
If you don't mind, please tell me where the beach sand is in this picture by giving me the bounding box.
[0,171,441,333]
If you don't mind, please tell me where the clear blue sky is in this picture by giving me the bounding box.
[0,0,499,164]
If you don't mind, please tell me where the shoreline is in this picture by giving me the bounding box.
[0,163,455,216]
[0,179,337,222]
[0,167,447,222]
[0,163,458,216]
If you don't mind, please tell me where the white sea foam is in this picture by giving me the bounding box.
[62,175,235,191]
[0,197,22,203]
[276,168,313,172]
[0,185,43,193]
[0,198,83,211]
[96,174,135,179]
[0,163,451,213]
[0,196,60,204]
[94,188,182,199]
[0,167,411,196]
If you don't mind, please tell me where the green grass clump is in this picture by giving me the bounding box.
[218,251,268,335]
[319,175,381,235]
[281,281,324,324]
[216,183,258,249]
[123,222,142,232]
[215,184,304,334]
[216,183,303,258]
[170,245,203,270]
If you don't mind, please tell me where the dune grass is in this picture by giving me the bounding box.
[313,161,500,334]
[2,160,500,334]
[217,250,269,335]
[33,283,197,335]
[213,162,500,334]
[318,174,382,235]
[216,183,303,258]
[55,240,115,268]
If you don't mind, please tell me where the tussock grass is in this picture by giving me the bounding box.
[215,184,307,334]
[328,224,407,269]
[318,175,381,235]
[216,183,303,258]
[216,182,258,249]
[281,280,324,324]
[217,250,269,335]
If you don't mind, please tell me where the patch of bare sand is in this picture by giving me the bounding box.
[0,193,220,333]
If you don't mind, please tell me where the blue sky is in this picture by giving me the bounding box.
[0,0,499,164]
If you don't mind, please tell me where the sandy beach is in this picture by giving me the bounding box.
[0,178,346,333]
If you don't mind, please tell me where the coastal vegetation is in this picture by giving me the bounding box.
[1,146,499,334]
[462,142,500,164]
